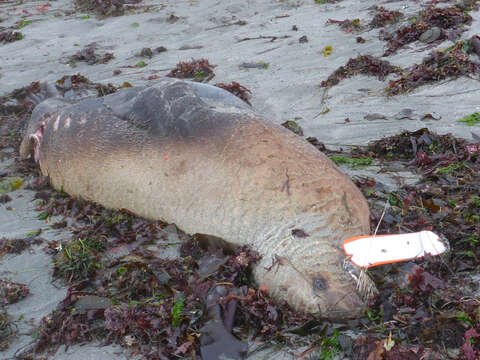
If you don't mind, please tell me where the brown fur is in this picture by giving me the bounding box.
[21,80,371,317]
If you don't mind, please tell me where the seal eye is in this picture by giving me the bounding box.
[313,278,326,290]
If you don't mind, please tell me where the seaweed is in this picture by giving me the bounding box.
[369,6,403,28]
[214,81,252,105]
[68,43,115,65]
[0,235,43,256]
[387,41,480,95]
[320,55,402,88]
[74,0,143,16]
[166,58,215,82]
[3,75,479,358]
[326,18,363,33]
[383,3,474,56]
[55,74,120,97]
[0,30,23,44]
[0,309,14,351]
[326,128,480,358]
[27,176,314,358]
[0,279,29,305]
[281,120,303,136]
[458,112,480,126]
[315,0,344,3]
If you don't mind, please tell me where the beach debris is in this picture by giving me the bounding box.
[56,74,119,97]
[470,35,480,57]
[166,58,215,82]
[315,0,345,4]
[214,81,252,105]
[329,155,373,169]
[74,0,143,16]
[0,235,43,256]
[0,177,23,194]
[32,202,309,358]
[382,4,473,55]
[239,62,269,69]
[323,128,480,357]
[136,46,166,59]
[387,41,480,95]
[326,18,363,33]
[281,120,303,136]
[369,6,403,28]
[458,112,480,126]
[356,36,366,43]
[0,30,23,44]
[364,113,387,121]
[237,34,290,42]
[419,26,442,43]
[421,112,441,121]
[394,108,415,120]
[68,42,114,65]
[299,35,308,43]
[0,194,12,203]
[0,279,30,305]
[0,309,13,351]
[322,45,333,56]
[321,55,402,88]
[206,20,246,31]
[52,237,105,282]
[167,13,179,23]
[306,137,327,152]
[138,47,153,58]
[178,44,203,50]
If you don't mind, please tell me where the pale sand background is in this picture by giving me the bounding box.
[1,0,479,358]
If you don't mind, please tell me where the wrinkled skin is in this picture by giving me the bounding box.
[20,79,372,318]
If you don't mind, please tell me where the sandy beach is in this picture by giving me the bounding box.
[1,0,480,358]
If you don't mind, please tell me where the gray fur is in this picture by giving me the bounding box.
[20,79,372,318]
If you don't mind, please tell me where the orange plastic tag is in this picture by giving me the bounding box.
[343,231,448,268]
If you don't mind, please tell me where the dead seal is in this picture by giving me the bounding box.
[20,79,372,318]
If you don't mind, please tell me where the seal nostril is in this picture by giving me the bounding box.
[313,277,327,290]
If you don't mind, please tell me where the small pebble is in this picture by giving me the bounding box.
[299,35,308,43]
[394,108,415,120]
[364,113,387,121]
[419,27,441,43]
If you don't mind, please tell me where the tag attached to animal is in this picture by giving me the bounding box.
[343,231,448,268]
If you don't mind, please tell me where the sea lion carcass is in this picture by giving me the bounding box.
[20,79,372,318]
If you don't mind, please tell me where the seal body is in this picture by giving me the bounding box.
[20,79,371,318]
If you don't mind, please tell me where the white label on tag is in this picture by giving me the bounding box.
[343,231,448,268]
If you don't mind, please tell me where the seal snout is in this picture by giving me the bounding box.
[322,287,365,319]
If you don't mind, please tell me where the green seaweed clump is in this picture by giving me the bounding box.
[458,112,480,126]
[0,31,23,44]
[0,177,24,194]
[53,237,105,282]
[329,155,372,168]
